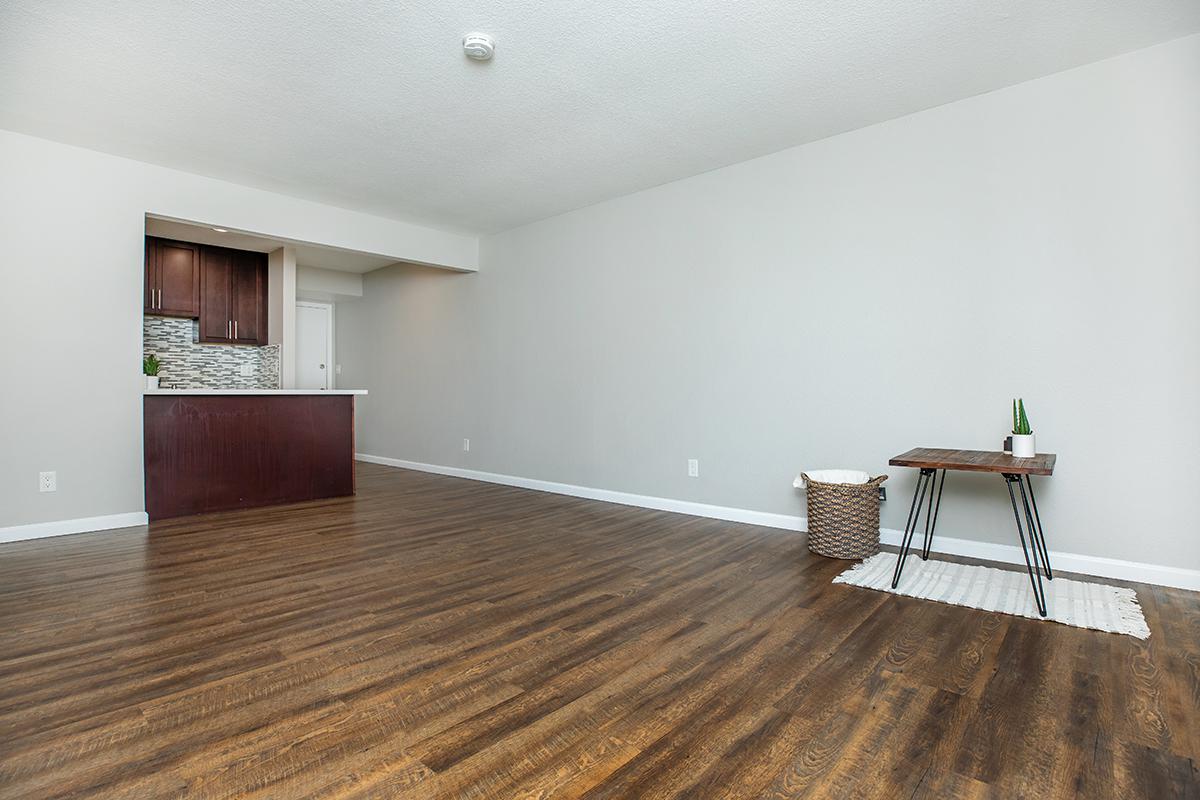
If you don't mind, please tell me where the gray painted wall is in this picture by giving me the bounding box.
[341,36,1200,570]
[0,129,475,530]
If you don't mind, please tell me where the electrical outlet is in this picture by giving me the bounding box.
[878,486,887,501]
[39,471,56,492]
[687,459,699,478]
[335,364,342,375]
[239,363,253,377]
[462,438,470,452]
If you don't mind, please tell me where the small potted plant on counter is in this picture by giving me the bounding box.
[1011,397,1035,457]
[143,354,161,390]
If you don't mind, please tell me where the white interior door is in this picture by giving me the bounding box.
[296,302,333,389]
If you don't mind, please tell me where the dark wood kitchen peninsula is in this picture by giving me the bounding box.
[143,389,366,520]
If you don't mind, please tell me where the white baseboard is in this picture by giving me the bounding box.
[875,528,1200,591]
[356,453,1200,592]
[355,453,804,531]
[0,512,149,545]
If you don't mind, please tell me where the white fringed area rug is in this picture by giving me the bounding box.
[834,552,1150,639]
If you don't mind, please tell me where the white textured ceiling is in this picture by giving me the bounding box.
[3,2,1198,234]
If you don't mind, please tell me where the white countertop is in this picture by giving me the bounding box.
[145,389,367,396]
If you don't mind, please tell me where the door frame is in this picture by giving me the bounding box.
[296,300,335,390]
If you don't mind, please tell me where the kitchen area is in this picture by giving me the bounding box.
[141,220,370,521]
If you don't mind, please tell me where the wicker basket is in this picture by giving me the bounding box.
[801,472,888,559]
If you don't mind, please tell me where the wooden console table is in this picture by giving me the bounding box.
[888,448,1057,616]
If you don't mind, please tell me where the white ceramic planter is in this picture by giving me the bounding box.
[1011,433,1036,458]
[145,375,160,390]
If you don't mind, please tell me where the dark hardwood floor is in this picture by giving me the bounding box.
[1,462,1196,799]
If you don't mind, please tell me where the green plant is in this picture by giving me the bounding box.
[1012,398,1032,435]
[143,354,161,377]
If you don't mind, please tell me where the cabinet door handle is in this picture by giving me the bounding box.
[158,288,162,308]
[234,321,238,340]
[227,320,231,339]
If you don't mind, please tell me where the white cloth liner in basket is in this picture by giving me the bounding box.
[793,469,872,488]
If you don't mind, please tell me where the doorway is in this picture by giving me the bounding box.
[296,301,334,389]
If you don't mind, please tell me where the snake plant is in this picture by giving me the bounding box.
[1012,398,1032,435]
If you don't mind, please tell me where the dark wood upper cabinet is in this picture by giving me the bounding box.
[144,237,200,317]
[198,245,268,345]
[199,246,233,343]
[146,235,268,345]
[144,238,154,313]
[231,250,267,345]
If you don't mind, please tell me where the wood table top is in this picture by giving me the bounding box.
[889,447,1056,476]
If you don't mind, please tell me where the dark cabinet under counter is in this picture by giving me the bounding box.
[143,391,364,520]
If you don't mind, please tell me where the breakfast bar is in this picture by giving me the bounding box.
[143,389,366,520]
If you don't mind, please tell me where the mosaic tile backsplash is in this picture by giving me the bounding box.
[144,316,280,389]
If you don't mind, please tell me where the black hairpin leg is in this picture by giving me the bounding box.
[921,469,946,560]
[1023,475,1052,580]
[1004,473,1048,617]
[892,468,942,589]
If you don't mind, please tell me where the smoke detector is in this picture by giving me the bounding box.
[463,33,495,61]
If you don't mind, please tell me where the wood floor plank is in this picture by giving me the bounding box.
[0,461,1194,799]
[852,685,978,800]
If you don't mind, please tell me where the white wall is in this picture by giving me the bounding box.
[0,131,478,531]
[267,247,298,388]
[343,36,1200,573]
[297,266,364,299]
